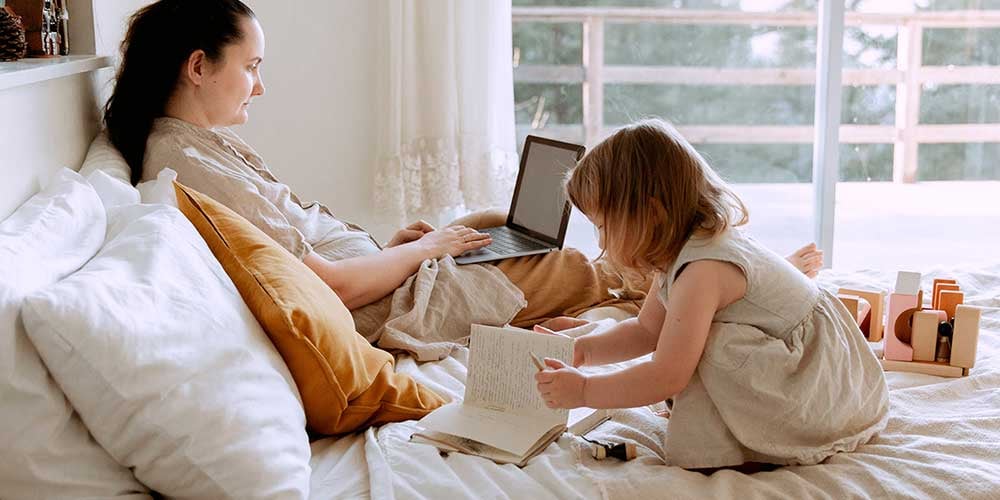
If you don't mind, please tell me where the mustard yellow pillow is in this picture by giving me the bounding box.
[174,181,446,435]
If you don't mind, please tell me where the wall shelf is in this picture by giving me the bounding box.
[0,55,111,91]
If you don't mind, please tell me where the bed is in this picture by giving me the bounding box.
[2,75,998,500]
[311,268,1000,499]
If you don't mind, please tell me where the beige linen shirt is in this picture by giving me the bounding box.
[141,117,525,360]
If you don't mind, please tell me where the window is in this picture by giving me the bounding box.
[513,1,819,257]
[514,0,1000,268]
[834,1,1000,269]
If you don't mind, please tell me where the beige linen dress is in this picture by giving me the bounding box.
[657,228,889,468]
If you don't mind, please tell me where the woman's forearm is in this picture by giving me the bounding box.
[580,318,659,366]
[304,241,432,310]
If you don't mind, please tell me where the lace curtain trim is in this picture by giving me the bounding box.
[374,137,519,227]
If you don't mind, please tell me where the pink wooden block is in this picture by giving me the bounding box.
[885,292,919,361]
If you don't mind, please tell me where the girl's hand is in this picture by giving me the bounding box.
[417,225,492,258]
[534,358,588,409]
[386,220,436,248]
[534,325,587,367]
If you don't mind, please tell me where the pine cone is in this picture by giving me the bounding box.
[0,7,27,62]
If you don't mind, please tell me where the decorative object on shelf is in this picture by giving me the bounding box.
[0,4,28,61]
[40,0,58,56]
[55,0,66,55]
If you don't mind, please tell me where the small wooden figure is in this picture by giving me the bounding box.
[935,334,952,363]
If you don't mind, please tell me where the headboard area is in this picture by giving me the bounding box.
[0,68,107,220]
[0,0,150,220]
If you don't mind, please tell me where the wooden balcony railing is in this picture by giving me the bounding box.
[513,7,1000,183]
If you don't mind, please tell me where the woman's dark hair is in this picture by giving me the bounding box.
[104,0,256,185]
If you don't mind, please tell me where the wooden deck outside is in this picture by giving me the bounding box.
[513,7,1000,184]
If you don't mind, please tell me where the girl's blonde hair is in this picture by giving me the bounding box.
[566,118,748,276]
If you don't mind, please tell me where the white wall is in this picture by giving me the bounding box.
[0,73,103,219]
[0,0,135,219]
[91,0,384,234]
[238,1,385,238]
[91,1,155,106]
[1,1,383,233]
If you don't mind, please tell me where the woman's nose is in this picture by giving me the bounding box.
[253,76,265,97]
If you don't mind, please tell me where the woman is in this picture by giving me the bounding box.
[104,0,823,359]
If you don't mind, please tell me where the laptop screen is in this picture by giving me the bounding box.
[509,139,583,242]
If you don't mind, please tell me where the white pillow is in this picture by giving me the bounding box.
[22,202,311,499]
[137,167,179,207]
[87,168,141,209]
[79,130,132,185]
[0,168,151,498]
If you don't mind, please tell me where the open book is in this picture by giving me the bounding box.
[411,324,609,467]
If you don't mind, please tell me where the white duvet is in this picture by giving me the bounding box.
[308,265,1000,500]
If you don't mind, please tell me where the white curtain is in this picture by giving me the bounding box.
[374,0,519,228]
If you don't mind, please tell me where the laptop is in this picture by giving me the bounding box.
[455,135,585,265]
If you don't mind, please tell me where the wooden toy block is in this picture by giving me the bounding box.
[893,307,920,345]
[911,310,941,362]
[931,279,957,308]
[949,305,982,369]
[837,294,870,326]
[932,278,957,288]
[894,271,922,295]
[838,288,886,342]
[838,294,860,320]
[881,359,965,378]
[885,292,920,361]
[933,283,960,310]
[938,290,964,320]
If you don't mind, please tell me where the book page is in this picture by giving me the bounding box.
[417,402,559,457]
[465,324,573,426]
[568,407,610,436]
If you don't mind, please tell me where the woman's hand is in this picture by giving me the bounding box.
[386,220,436,248]
[417,225,492,258]
[534,324,588,367]
[535,358,588,409]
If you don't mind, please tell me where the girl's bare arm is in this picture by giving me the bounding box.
[575,278,666,366]
[582,260,747,408]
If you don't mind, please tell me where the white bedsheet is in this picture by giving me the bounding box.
[308,265,1000,500]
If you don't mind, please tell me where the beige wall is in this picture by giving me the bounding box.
[238,1,385,238]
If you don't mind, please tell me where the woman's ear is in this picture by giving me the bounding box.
[183,49,208,86]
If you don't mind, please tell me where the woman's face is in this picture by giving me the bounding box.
[200,16,266,127]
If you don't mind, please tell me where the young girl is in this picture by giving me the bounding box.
[534,119,889,469]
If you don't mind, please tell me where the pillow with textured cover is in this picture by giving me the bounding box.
[0,168,150,498]
[79,130,131,185]
[22,201,312,499]
[173,181,447,435]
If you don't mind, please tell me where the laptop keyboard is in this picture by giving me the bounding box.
[482,226,551,255]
